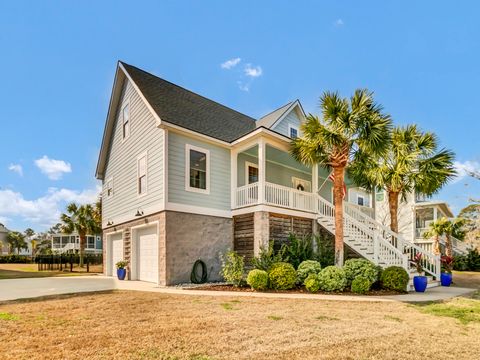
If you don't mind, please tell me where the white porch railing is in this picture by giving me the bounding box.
[346,203,375,218]
[235,183,259,208]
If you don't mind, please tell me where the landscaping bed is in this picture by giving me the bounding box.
[190,283,403,296]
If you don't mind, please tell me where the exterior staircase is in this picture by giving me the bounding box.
[316,195,441,290]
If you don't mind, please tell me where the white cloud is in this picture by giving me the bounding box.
[237,81,250,92]
[221,57,241,69]
[453,160,480,182]
[244,64,263,78]
[334,18,344,26]
[8,164,23,177]
[0,185,101,228]
[34,155,72,180]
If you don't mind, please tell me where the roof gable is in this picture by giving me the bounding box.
[256,100,306,130]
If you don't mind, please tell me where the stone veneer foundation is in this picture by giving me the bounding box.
[103,210,233,285]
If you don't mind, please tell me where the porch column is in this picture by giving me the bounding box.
[258,138,266,204]
[433,207,438,221]
[231,149,238,209]
[312,164,318,193]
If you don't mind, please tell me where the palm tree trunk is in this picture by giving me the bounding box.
[433,235,441,255]
[388,191,400,233]
[79,234,86,267]
[445,234,453,257]
[333,166,345,267]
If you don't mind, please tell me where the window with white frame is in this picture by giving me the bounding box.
[245,162,258,184]
[105,178,114,198]
[357,194,365,206]
[186,144,209,193]
[137,153,147,195]
[288,124,299,139]
[87,236,95,249]
[122,104,130,139]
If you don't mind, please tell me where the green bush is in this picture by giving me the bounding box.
[268,262,297,290]
[0,255,32,263]
[381,266,409,292]
[296,260,322,284]
[453,249,480,272]
[304,273,321,293]
[351,276,372,294]
[220,250,245,287]
[317,266,347,292]
[246,269,269,290]
[280,234,314,269]
[343,259,379,286]
[250,241,286,271]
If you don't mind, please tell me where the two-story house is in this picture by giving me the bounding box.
[97,62,460,286]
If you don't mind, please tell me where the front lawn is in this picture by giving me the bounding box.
[0,290,479,359]
[0,263,102,280]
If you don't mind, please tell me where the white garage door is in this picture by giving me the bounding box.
[137,226,158,283]
[111,233,124,276]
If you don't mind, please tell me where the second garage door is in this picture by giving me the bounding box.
[137,225,158,283]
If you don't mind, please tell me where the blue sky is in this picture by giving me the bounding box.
[0,1,479,231]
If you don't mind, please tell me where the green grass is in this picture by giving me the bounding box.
[384,315,403,322]
[417,298,480,324]
[220,303,235,311]
[267,315,283,321]
[0,312,20,321]
[315,315,339,321]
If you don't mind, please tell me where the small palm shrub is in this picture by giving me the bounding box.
[296,260,322,284]
[246,269,269,290]
[343,259,379,286]
[381,266,409,292]
[268,262,297,290]
[351,276,372,294]
[280,234,314,269]
[317,266,347,292]
[220,250,245,287]
[250,241,286,271]
[304,273,321,293]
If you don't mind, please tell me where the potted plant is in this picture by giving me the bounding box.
[116,260,128,280]
[440,255,454,286]
[411,253,427,292]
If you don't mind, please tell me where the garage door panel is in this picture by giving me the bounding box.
[137,226,158,283]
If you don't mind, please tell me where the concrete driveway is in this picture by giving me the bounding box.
[0,275,476,303]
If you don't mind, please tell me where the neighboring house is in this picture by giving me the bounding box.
[50,232,103,254]
[96,62,461,286]
[0,223,9,255]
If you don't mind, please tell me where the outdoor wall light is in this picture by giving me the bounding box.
[135,208,144,217]
[106,220,114,226]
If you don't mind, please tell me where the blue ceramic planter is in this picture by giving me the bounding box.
[441,272,452,287]
[413,276,428,292]
[117,268,126,280]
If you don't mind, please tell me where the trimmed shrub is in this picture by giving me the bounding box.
[317,266,347,292]
[250,241,286,271]
[381,266,409,292]
[344,259,380,286]
[0,255,32,263]
[351,276,372,294]
[246,269,269,291]
[304,273,321,293]
[296,260,322,284]
[220,250,245,287]
[268,262,297,290]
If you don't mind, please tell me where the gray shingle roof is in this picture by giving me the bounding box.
[121,62,257,142]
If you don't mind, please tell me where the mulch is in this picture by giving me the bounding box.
[189,284,404,296]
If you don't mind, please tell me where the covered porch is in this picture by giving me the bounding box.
[414,201,454,239]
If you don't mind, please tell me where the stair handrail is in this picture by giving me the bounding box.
[316,195,405,266]
[343,201,440,279]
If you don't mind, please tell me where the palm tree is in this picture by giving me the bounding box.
[349,125,456,233]
[424,217,448,255]
[6,231,27,254]
[291,89,392,266]
[60,203,101,267]
[444,218,466,257]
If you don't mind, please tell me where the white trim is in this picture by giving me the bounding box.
[270,100,305,129]
[185,143,210,194]
[130,221,160,284]
[159,121,231,147]
[232,204,317,219]
[288,124,299,139]
[245,161,259,185]
[102,202,165,229]
[166,202,231,218]
[137,150,148,197]
[231,148,238,210]
[105,229,124,277]
[162,128,168,208]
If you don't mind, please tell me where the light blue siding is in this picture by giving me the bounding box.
[168,132,231,210]
[272,109,303,137]
[103,79,164,221]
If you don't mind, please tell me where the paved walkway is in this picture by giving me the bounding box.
[0,275,476,303]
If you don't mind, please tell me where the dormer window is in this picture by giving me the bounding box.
[288,124,299,139]
[122,104,130,139]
